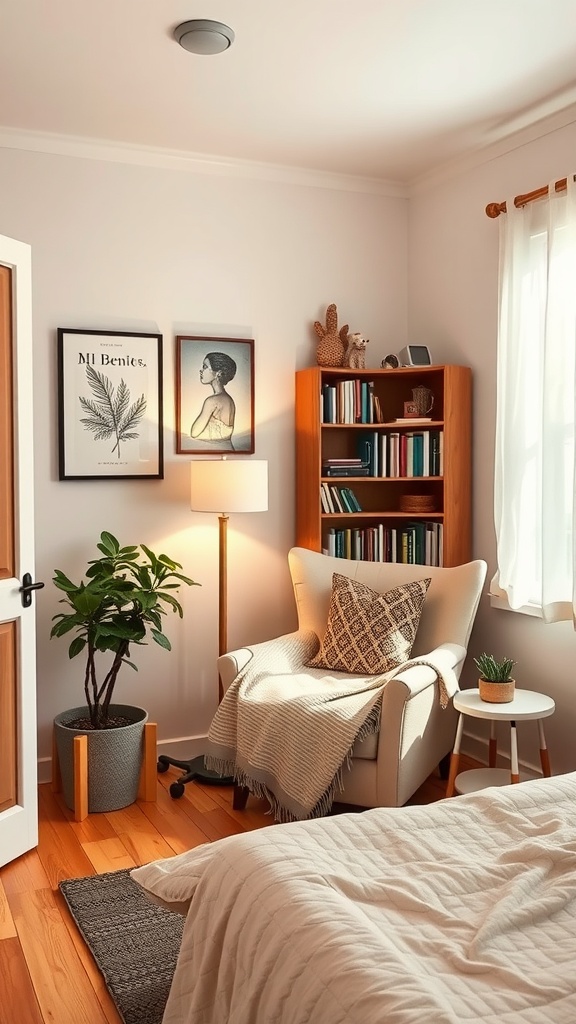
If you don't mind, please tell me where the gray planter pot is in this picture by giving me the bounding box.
[54,704,148,813]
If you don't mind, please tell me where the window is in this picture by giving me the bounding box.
[490,178,576,624]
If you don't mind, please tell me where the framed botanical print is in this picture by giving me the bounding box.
[57,328,163,479]
[176,336,255,454]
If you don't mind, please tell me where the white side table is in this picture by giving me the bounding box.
[446,688,555,797]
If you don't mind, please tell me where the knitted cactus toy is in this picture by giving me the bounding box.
[313,303,349,367]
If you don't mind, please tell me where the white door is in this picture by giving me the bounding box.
[0,233,39,868]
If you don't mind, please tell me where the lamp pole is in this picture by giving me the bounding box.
[190,458,268,700]
[218,513,229,699]
[158,459,268,792]
[218,512,228,658]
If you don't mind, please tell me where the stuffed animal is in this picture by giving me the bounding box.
[344,332,369,369]
[313,303,349,367]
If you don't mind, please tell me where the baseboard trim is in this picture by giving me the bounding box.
[39,727,543,788]
[38,734,209,786]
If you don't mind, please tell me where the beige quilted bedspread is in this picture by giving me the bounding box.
[132,772,576,1024]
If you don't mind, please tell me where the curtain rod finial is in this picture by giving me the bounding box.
[486,202,506,219]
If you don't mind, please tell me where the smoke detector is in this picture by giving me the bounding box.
[174,19,235,55]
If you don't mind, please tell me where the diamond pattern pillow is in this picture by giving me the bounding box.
[306,573,431,675]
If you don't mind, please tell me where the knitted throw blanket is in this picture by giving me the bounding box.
[205,631,460,823]
[205,631,382,822]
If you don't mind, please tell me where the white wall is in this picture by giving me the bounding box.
[0,144,408,779]
[409,122,576,776]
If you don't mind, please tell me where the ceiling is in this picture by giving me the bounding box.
[2,0,576,185]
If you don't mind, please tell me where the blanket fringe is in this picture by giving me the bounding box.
[204,700,381,824]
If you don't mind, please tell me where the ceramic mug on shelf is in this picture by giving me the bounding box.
[411,386,434,416]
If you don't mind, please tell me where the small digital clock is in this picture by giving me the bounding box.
[398,345,433,367]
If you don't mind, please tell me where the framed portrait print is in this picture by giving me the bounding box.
[57,328,163,480]
[176,336,255,455]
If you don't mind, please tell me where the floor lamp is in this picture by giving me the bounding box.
[158,458,269,796]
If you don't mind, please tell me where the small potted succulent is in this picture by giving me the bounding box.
[473,653,517,704]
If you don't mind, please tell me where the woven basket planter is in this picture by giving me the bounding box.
[478,678,515,704]
[54,704,148,813]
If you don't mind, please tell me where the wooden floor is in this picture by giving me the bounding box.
[0,756,479,1024]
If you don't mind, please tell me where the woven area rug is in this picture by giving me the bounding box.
[60,868,184,1024]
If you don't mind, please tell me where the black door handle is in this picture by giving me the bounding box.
[19,572,45,608]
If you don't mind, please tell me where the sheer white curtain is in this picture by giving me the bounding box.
[491,177,576,623]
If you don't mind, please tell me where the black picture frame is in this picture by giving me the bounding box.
[175,336,255,455]
[57,328,163,480]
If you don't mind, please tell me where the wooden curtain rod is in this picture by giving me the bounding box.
[485,176,574,218]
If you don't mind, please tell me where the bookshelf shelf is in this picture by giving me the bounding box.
[295,364,471,566]
[320,511,446,519]
[322,420,444,429]
[320,476,443,482]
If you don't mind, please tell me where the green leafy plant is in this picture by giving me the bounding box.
[50,531,199,729]
[79,365,147,459]
[473,653,516,682]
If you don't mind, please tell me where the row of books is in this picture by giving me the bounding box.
[323,522,444,566]
[320,482,362,514]
[357,430,443,477]
[321,380,385,424]
[322,457,369,477]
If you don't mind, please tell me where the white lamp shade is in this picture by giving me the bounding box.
[190,459,268,514]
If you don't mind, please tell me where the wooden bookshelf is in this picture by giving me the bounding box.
[295,364,472,566]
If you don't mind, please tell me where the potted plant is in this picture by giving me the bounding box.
[51,531,198,812]
[473,653,517,704]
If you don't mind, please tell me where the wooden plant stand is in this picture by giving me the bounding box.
[51,721,157,822]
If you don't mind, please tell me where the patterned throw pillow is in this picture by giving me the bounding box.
[307,573,431,675]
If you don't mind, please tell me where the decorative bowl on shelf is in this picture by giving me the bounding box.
[399,495,437,513]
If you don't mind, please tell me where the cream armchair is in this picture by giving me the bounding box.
[218,547,487,810]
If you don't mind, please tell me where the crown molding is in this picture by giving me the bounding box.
[1,97,576,201]
[0,126,408,199]
[410,100,576,195]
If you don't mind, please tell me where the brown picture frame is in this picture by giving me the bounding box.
[175,336,255,455]
[403,401,420,418]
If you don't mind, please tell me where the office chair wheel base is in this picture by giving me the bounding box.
[158,754,235,796]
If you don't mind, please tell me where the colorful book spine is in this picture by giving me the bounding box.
[406,433,414,478]
[422,431,430,476]
[412,433,424,477]
[389,432,399,477]
[330,486,345,513]
[399,434,408,477]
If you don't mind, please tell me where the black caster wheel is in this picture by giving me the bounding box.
[157,759,169,773]
[170,781,185,799]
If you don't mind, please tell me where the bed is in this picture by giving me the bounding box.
[132,772,576,1024]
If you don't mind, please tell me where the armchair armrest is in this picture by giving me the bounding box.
[372,642,466,806]
[343,643,466,809]
[218,631,311,695]
[386,642,467,699]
